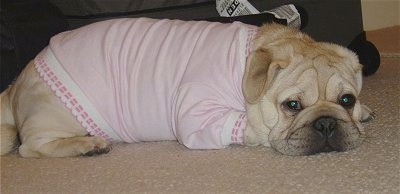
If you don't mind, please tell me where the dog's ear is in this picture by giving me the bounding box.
[243,48,286,104]
[360,104,376,123]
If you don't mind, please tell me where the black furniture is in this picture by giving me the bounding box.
[0,0,380,91]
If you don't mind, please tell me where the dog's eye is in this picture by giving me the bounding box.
[285,100,302,111]
[339,94,356,108]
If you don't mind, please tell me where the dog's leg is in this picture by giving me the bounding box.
[0,88,19,155]
[19,135,112,157]
[243,104,271,147]
[17,108,112,157]
[9,62,112,157]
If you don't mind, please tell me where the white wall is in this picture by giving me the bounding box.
[361,0,400,30]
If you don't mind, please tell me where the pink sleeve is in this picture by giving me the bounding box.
[173,84,247,149]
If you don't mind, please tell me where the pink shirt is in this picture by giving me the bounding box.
[34,18,257,149]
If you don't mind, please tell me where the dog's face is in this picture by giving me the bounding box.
[243,24,375,155]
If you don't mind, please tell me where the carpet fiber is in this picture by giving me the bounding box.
[1,26,399,194]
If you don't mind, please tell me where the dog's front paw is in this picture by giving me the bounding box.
[81,136,112,156]
[244,125,271,147]
[360,105,376,123]
[244,126,260,146]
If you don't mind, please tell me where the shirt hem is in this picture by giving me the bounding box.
[34,47,121,142]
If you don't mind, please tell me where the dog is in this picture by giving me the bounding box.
[0,18,375,157]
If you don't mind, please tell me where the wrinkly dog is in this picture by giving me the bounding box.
[0,18,375,157]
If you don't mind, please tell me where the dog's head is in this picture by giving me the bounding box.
[243,23,375,156]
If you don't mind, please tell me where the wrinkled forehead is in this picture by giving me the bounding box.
[314,61,359,101]
[273,56,361,104]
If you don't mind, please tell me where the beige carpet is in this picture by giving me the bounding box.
[1,27,399,194]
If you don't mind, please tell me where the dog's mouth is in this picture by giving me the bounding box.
[312,139,344,154]
[271,119,363,156]
[274,139,351,156]
[299,139,339,155]
[320,143,335,153]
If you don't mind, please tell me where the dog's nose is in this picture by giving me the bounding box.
[313,116,337,138]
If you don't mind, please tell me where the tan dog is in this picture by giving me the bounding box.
[243,24,375,155]
[0,21,375,157]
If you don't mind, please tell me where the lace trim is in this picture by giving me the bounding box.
[34,48,119,142]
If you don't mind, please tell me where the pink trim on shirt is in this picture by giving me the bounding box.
[231,113,246,144]
[35,50,115,141]
[246,27,258,57]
